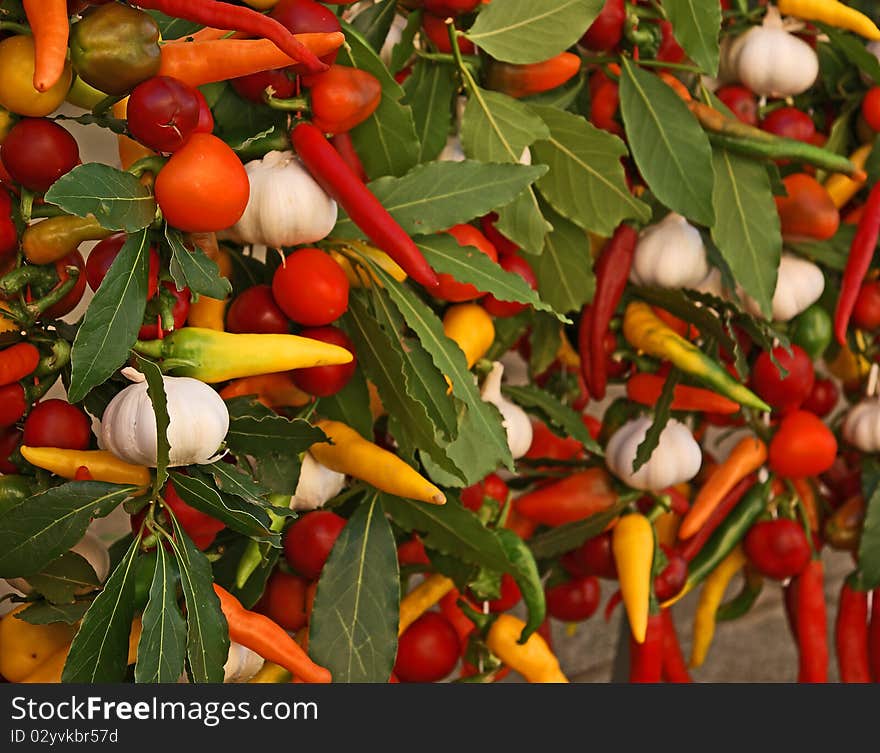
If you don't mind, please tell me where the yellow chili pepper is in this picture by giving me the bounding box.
[442,303,495,369]
[778,0,880,40]
[20,446,151,486]
[824,144,872,208]
[0,606,77,682]
[623,301,770,412]
[398,574,455,636]
[690,545,747,668]
[186,240,232,331]
[612,513,654,644]
[654,511,681,548]
[826,341,871,388]
[23,215,113,265]
[331,241,408,289]
[310,419,446,505]
[555,329,581,370]
[486,613,568,683]
[248,662,292,683]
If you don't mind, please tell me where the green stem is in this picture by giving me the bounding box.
[29,267,80,316]
[0,21,30,35]
[265,93,310,112]
[91,93,125,117]
[126,155,168,177]
[132,338,165,359]
[19,189,34,225]
[0,264,57,296]
[28,205,66,219]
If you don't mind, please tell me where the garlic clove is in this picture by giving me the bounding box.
[480,361,533,459]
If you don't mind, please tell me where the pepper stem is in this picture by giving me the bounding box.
[265,93,310,112]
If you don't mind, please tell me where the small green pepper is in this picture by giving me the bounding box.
[0,475,36,514]
[790,304,833,361]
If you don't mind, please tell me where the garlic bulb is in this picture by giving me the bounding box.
[742,254,825,321]
[230,151,337,249]
[605,417,702,491]
[630,213,709,289]
[223,641,264,683]
[100,368,229,468]
[480,361,533,459]
[289,452,346,512]
[843,398,880,453]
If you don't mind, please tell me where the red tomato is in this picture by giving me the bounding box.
[154,133,250,232]
[163,479,225,550]
[751,345,815,414]
[744,518,811,580]
[282,510,346,579]
[482,253,537,317]
[460,472,509,512]
[573,532,617,579]
[802,377,839,418]
[394,612,460,683]
[579,0,625,51]
[290,326,357,397]
[226,284,289,334]
[138,282,190,340]
[485,573,521,612]
[0,426,21,474]
[256,570,309,631]
[303,65,382,134]
[41,250,87,320]
[479,212,518,257]
[434,224,499,301]
[231,69,297,103]
[0,188,16,258]
[546,575,600,622]
[862,86,880,132]
[397,536,430,568]
[852,280,880,331]
[272,247,350,326]
[774,173,839,241]
[0,118,80,192]
[421,13,475,54]
[127,76,201,153]
[715,85,758,126]
[85,233,160,298]
[760,107,815,143]
[652,546,687,602]
[271,0,341,73]
[23,399,91,450]
[768,410,838,478]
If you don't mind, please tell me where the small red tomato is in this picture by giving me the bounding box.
[460,472,509,512]
[163,479,225,550]
[127,76,201,153]
[0,426,21,474]
[852,280,880,331]
[485,573,521,612]
[760,107,815,143]
[41,250,88,320]
[1,118,80,192]
[775,173,839,242]
[652,546,687,602]
[255,570,309,631]
[290,326,356,397]
[23,399,91,450]
[0,188,17,258]
[802,377,839,418]
[574,532,617,580]
[546,575,600,622]
[271,0,341,72]
[751,345,815,414]
[397,536,430,568]
[226,284,289,334]
[579,0,625,51]
[744,518,811,580]
[282,510,346,579]
[394,612,460,683]
[231,69,297,103]
[862,86,880,132]
[716,85,758,126]
[482,253,538,317]
[769,410,838,478]
[434,224,499,302]
[138,282,190,340]
[272,247,350,326]
[85,233,160,298]
[303,65,382,135]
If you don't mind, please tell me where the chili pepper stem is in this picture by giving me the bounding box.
[265,93,310,112]
[91,93,125,116]
[127,155,168,178]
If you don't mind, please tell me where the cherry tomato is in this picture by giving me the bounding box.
[716,85,758,126]
[0,426,21,474]
[862,86,880,132]
[138,282,190,340]
[768,410,838,478]
[397,536,430,568]
[226,284,289,334]
[154,133,250,232]
[394,612,460,683]
[774,173,839,241]
[485,573,521,612]
[1,119,80,192]
[231,69,297,104]
[255,570,309,631]
[282,510,346,579]
[422,0,480,15]
[482,253,538,317]
[579,0,625,51]
[802,377,839,418]
[751,344,815,414]
[852,280,880,331]
[127,76,201,153]
[42,250,87,320]
[434,224,498,302]
[23,399,91,450]
[303,65,382,135]
[479,212,518,257]
[291,326,356,397]
[744,518,811,580]
[0,189,16,258]
[460,472,509,512]
[760,107,815,143]
[163,479,225,550]
[421,13,476,54]
[271,0,341,73]
[573,532,617,579]
[652,546,687,602]
[546,575,600,622]
[85,233,160,298]
[272,247,350,326]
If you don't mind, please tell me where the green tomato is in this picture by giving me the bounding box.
[790,304,832,361]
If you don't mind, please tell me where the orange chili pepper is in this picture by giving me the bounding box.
[626,372,740,414]
[219,372,311,408]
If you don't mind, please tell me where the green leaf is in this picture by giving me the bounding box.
[461,87,549,164]
[166,516,229,684]
[528,500,627,560]
[316,368,374,439]
[415,234,560,317]
[68,229,150,402]
[503,384,603,456]
[532,205,595,313]
[528,312,562,376]
[351,0,398,51]
[254,453,302,496]
[135,544,186,683]
[788,223,855,272]
[858,459,880,589]
[710,147,782,318]
[333,160,547,239]
[633,369,680,472]
[663,0,721,75]
[402,60,457,163]
[619,58,714,226]
[530,105,650,235]
[17,600,92,625]
[225,414,326,457]
[495,187,554,254]
[310,494,399,683]
[145,10,200,39]
[62,536,139,683]
[818,24,880,85]
[207,83,287,150]
[202,461,270,506]
[166,228,232,300]
[390,8,422,74]
[44,164,156,232]
[170,472,275,542]
[339,22,420,179]
[136,357,170,495]
[26,552,99,606]
[0,482,135,578]
[465,0,604,64]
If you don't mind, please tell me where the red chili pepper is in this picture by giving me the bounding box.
[0,383,26,429]
[629,612,663,683]
[74,465,94,481]
[626,372,741,415]
[664,486,690,516]
[330,132,368,184]
[514,468,617,527]
[439,588,475,648]
[835,181,880,345]
[835,579,871,683]
[302,65,382,135]
[291,122,439,290]
[794,559,828,683]
[587,224,639,400]
[660,608,691,683]
[870,588,880,681]
[134,0,327,73]
[483,52,581,100]
[0,343,40,387]
[677,476,754,562]
[577,304,594,397]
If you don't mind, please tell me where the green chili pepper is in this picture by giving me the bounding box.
[716,568,763,621]
[0,474,35,514]
[496,528,546,643]
[235,505,287,590]
[789,304,833,361]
